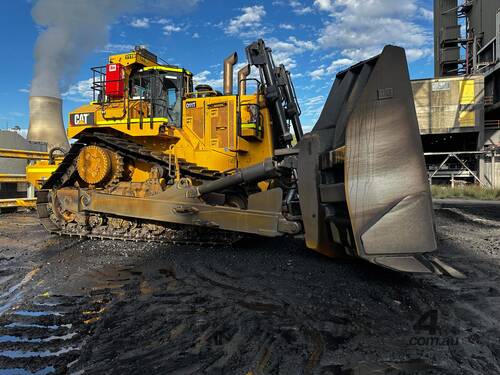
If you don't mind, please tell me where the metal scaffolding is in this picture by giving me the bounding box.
[425,149,498,187]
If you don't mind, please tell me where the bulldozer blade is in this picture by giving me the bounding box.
[297,45,437,273]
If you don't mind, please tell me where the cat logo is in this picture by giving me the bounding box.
[70,112,95,126]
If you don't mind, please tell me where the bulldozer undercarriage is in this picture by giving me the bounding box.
[37,132,246,245]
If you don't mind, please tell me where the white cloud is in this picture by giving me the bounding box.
[290,0,314,15]
[339,47,384,61]
[19,88,30,94]
[419,8,433,21]
[294,6,313,15]
[63,78,93,103]
[328,58,355,70]
[156,18,173,25]
[316,0,418,18]
[304,95,325,107]
[226,5,267,37]
[301,95,326,125]
[308,57,354,80]
[279,23,294,30]
[127,18,186,35]
[315,0,432,63]
[163,23,182,35]
[130,17,150,28]
[273,51,298,69]
[192,32,200,38]
[318,17,429,52]
[405,47,433,62]
[309,67,326,80]
[288,36,317,51]
[314,0,334,12]
[193,70,223,90]
[266,36,318,70]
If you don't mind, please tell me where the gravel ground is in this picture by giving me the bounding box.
[0,206,498,375]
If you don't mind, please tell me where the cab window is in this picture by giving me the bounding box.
[129,69,183,127]
[130,76,151,99]
[159,75,181,126]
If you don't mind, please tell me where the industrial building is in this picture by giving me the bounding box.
[0,129,45,209]
[419,0,500,187]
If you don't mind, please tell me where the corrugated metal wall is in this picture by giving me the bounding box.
[434,0,459,77]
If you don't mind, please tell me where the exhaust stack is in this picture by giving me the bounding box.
[28,96,69,151]
[223,52,238,95]
[237,64,251,96]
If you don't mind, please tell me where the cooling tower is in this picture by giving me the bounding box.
[28,96,70,151]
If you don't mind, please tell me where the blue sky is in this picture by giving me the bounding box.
[0,0,434,133]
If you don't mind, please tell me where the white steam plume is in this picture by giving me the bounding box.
[31,0,136,98]
[30,0,198,98]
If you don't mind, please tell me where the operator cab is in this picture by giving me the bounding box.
[129,67,193,126]
[90,46,194,129]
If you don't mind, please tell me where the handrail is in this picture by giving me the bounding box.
[0,174,27,183]
[0,198,36,208]
[0,148,55,160]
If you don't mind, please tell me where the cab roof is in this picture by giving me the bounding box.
[109,48,192,75]
[142,65,193,76]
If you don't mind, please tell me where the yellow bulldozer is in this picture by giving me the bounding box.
[27,39,439,273]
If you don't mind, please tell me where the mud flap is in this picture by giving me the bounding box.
[297,46,438,273]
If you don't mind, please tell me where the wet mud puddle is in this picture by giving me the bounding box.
[0,263,120,374]
[0,256,180,374]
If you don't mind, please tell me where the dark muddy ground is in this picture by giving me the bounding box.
[0,205,498,375]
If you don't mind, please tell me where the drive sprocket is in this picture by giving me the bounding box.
[76,145,123,187]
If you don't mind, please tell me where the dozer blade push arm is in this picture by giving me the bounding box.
[296,45,437,273]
